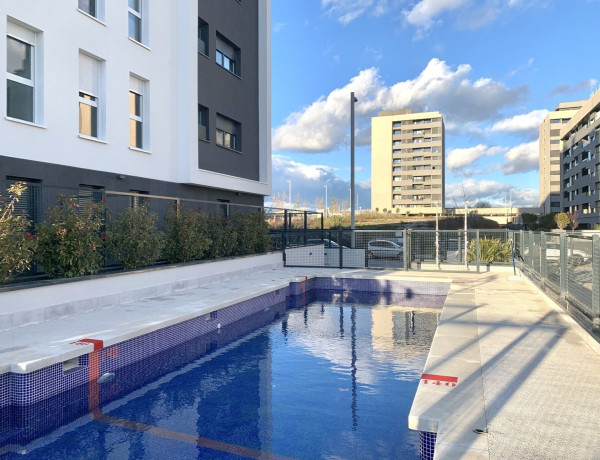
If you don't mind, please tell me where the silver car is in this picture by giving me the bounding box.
[367,240,403,259]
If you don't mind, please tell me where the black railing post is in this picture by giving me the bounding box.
[304,211,308,245]
[339,229,343,269]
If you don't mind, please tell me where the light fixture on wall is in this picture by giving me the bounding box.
[117,174,126,180]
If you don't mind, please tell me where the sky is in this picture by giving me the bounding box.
[267,0,600,210]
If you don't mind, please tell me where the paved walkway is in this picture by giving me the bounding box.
[1,265,600,459]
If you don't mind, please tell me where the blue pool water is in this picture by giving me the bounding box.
[1,292,440,459]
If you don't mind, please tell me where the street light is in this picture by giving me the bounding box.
[287,180,292,207]
[350,92,358,247]
[435,201,439,268]
[464,200,468,268]
[324,184,328,218]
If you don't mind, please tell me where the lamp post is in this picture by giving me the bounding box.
[509,189,513,225]
[435,201,439,268]
[350,92,358,248]
[464,200,468,269]
[324,184,328,218]
[287,180,292,207]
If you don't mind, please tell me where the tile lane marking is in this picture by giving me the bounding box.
[94,413,297,460]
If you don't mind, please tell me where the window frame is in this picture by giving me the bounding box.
[198,19,208,56]
[215,33,240,76]
[78,51,105,140]
[215,114,240,152]
[198,105,209,141]
[6,22,40,124]
[78,91,98,138]
[129,74,149,151]
[128,0,143,43]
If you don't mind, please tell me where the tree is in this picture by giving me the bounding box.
[521,212,538,230]
[329,196,339,213]
[554,212,570,231]
[568,211,579,230]
[539,213,556,230]
[314,196,324,211]
[473,200,491,208]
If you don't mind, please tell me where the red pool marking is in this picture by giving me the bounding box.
[72,338,104,351]
[452,281,465,285]
[421,374,458,387]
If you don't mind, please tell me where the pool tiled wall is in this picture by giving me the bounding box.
[419,431,437,460]
[1,276,449,416]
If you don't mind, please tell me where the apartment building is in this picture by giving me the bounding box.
[560,90,600,228]
[538,101,583,215]
[371,110,444,214]
[1,0,271,217]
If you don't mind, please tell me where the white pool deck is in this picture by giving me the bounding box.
[1,254,600,459]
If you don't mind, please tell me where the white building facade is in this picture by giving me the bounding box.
[1,0,271,210]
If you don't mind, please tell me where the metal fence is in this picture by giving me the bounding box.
[281,228,515,271]
[281,228,600,340]
[516,231,599,339]
[1,181,321,278]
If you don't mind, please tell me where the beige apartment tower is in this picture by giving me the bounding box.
[539,102,584,215]
[371,110,444,214]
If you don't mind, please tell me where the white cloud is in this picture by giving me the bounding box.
[445,179,539,207]
[273,59,526,152]
[404,0,469,29]
[272,22,285,33]
[321,0,376,25]
[490,109,548,138]
[501,141,539,174]
[447,144,506,171]
[268,155,371,209]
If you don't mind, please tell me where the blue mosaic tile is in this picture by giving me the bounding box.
[420,431,436,460]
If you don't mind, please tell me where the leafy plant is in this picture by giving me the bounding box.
[230,211,271,255]
[554,212,570,231]
[163,205,210,263]
[36,196,105,278]
[0,182,36,283]
[521,212,538,230]
[106,204,164,269]
[467,237,511,263]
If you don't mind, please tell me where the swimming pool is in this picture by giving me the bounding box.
[1,290,442,459]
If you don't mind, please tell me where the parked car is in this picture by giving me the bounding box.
[545,243,590,266]
[367,240,403,259]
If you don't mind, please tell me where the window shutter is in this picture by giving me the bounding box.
[216,115,235,133]
[129,75,144,95]
[216,35,235,58]
[7,21,35,44]
[79,53,98,96]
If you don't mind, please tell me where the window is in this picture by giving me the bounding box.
[216,114,240,151]
[79,53,100,138]
[129,76,145,149]
[6,22,40,123]
[128,0,142,42]
[198,19,208,55]
[78,0,104,20]
[198,105,208,140]
[216,34,239,76]
[6,176,41,226]
[129,190,148,208]
[78,184,104,208]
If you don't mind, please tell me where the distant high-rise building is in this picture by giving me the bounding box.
[538,102,583,215]
[371,110,444,214]
[560,91,600,228]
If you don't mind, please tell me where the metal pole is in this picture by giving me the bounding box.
[435,201,439,268]
[464,201,468,269]
[287,180,292,207]
[350,92,357,232]
[324,184,328,219]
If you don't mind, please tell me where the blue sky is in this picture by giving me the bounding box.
[267,0,600,210]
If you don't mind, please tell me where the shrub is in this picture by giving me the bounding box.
[554,212,570,231]
[467,237,511,263]
[230,211,271,255]
[36,196,104,278]
[0,182,36,283]
[163,205,210,263]
[106,205,164,269]
[203,214,236,259]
